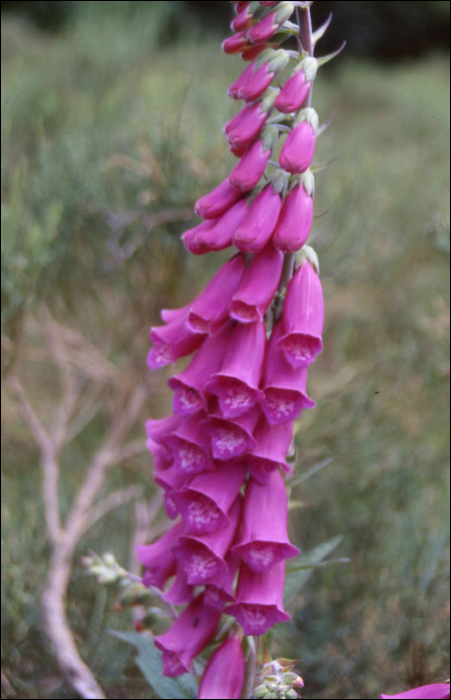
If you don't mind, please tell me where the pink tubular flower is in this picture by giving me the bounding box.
[168,324,232,417]
[247,2,294,44]
[148,312,205,370]
[171,462,247,535]
[163,562,195,606]
[381,685,451,699]
[205,321,266,419]
[233,183,283,254]
[233,469,299,572]
[273,173,315,252]
[187,254,245,332]
[154,594,221,677]
[146,437,173,472]
[222,31,249,55]
[146,414,182,447]
[279,110,319,174]
[154,465,189,519]
[202,408,260,461]
[195,178,242,219]
[194,199,249,252]
[274,57,318,113]
[229,134,273,191]
[262,321,315,425]
[136,521,184,589]
[230,245,284,323]
[163,414,214,476]
[226,103,270,157]
[204,551,239,610]
[174,498,241,585]
[227,561,290,635]
[242,43,273,61]
[278,260,324,368]
[182,219,218,255]
[198,631,246,700]
[248,416,294,483]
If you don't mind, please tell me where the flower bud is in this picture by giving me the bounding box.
[230,245,284,323]
[231,2,261,31]
[229,132,274,190]
[248,2,294,44]
[273,172,315,252]
[222,31,250,55]
[226,102,270,156]
[275,57,317,113]
[198,631,246,699]
[279,119,317,174]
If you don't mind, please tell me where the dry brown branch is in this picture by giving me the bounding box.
[8,310,149,699]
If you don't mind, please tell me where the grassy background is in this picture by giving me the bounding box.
[1,3,450,699]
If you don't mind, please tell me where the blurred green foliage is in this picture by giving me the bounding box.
[1,5,450,700]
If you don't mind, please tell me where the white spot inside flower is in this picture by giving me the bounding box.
[265,390,296,419]
[188,553,218,582]
[162,651,186,677]
[177,444,205,473]
[224,382,254,412]
[213,427,246,456]
[246,543,277,571]
[240,605,268,634]
[283,334,319,365]
[153,343,171,366]
[178,387,203,411]
[187,499,219,532]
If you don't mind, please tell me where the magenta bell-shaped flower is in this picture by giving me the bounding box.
[182,219,217,255]
[231,245,284,323]
[233,183,283,254]
[146,414,182,448]
[279,109,319,174]
[174,498,241,585]
[168,324,232,417]
[195,177,242,219]
[154,593,221,677]
[275,57,318,113]
[204,551,239,610]
[205,321,266,419]
[226,103,269,157]
[202,409,260,461]
[233,469,299,573]
[171,462,247,535]
[262,321,316,425]
[229,137,272,191]
[228,63,255,100]
[249,416,294,483]
[154,465,189,519]
[381,685,451,699]
[227,561,290,635]
[164,413,215,477]
[278,260,324,368]
[273,173,314,252]
[148,311,206,370]
[194,199,249,253]
[162,253,245,334]
[163,562,195,606]
[136,521,184,589]
[197,631,246,700]
[146,437,173,472]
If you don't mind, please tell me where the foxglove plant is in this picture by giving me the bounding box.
[138,1,344,697]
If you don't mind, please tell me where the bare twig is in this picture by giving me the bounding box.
[85,486,144,532]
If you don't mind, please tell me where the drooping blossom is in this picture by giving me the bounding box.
[273,171,315,252]
[227,561,291,635]
[230,245,284,323]
[198,631,246,700]
[233,182,283,254]
[278,259,325,368]
[205,320,266,418]
[275,57,318,113]
[136,521,184,589]
[247,2,294,44]
[234,469,299,572]
[154,594,221,677]
[194,177,242,219]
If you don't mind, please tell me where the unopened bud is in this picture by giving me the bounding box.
[294,107,319,133]
[295,244,320,274]
[102,553,117,568]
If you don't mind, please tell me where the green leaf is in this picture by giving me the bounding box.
[112,630,198,699]
[287,557,351,573]
[284,536,344,606]
[288,458,333,488]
